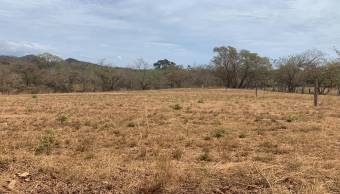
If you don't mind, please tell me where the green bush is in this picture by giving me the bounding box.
[212,128,225,138]
[127,122,136,128]
[57,114,69,124]
[34,129,56,155]
[197,99,204,103]
[286,113,299,122]
[171,104,182,110]
[239,133,247,139]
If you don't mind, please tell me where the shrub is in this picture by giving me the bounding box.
[172,148,183,160]
[197,99,204,103]
[171,104,182,110]
[253,154,274,163]
[239,133,247,139]
[286,159,302,171]
[76,137,94,152]
[198,147,211,161]
[286,113,299,122]
[32,94,38,99]
[127,122,136,128]
[212,128,225,138]
[259,141,287,155]
[34,129,56,155]
[84,153,95,160]
[57,114,69,124]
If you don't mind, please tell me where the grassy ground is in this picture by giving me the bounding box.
[0,89,339,193]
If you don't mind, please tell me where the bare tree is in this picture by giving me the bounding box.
[135,58,151,90]
[300,50,327,106]
[274,56,303,92]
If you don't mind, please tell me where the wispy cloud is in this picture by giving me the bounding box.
[0,40,51,56]
[0,0,339,65]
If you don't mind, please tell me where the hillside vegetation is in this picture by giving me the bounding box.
[1,47,340,96]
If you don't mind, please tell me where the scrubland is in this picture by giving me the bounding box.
[0,89,339,193]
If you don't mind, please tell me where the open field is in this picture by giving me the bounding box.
[0,89,340,193]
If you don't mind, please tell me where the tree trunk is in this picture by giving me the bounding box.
[314,79,318,107]
[255,83,258,98]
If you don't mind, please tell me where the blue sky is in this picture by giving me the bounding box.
[0,0,339,66]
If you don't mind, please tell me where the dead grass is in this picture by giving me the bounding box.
[0,88,339,193]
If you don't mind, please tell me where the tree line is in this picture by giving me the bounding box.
[0,47,339,97]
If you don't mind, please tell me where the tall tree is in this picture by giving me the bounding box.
[153,59,176,70]
[212,46,239,88]
[135,59,151,90]
[299,50,326,106]
[212,46,271,88]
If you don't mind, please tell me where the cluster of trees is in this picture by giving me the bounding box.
[0,54,221,94]
[1,47,340,100]
[273,49,340,97]
[212,47,340,95]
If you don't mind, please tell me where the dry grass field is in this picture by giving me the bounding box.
[0,89,340,193]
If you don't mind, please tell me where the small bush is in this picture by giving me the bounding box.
[0,157,10,172]
[259,141,287,155]
[253,154,274,163]
[84,153,95,160]
[57,114,69,124]
[197,99,204,103]
[172,148,183,160]
[286,159,302,171]
[127,122,136,128]
[239,133,247,139]
[171,104,182,110]
[198,147,211,161]
[286,113,299,122]
[76,137,94,152]
[32,94,38,99]
[34,129,56,155]
[212,128,225,138]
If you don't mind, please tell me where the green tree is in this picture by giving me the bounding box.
[153,59,176,70]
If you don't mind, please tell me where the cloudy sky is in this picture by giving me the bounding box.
[0,0,339,66]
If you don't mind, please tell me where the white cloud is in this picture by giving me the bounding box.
[0,0,339,64]
[0,40,51,56]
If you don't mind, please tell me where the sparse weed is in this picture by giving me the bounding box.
[84,153,95,160]
[57,114,69,124]
[172,148,183,160]
[203,135,211,141]
[127,122,136,128]
[286,159,302,171]
[76,136,94,152]
[171,104,182,110]
[286,113,299,122]
[253,154,274,163]
[198,147,211,161]
[299,126,321,133]
[259,141,287,155]
[212,128,225,138]
[34,128,56,155]
[238,133,246,139]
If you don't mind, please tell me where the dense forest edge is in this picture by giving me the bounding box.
[0,46,340,95]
